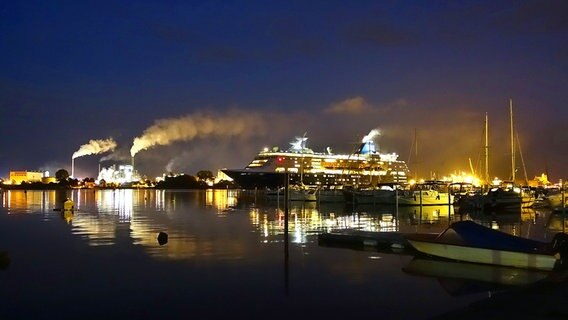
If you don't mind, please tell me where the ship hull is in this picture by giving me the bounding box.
[222,169,289,189]
[222,169,404,190]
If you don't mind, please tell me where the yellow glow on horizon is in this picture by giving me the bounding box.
[492,177,502,186]
[445,172,482,186]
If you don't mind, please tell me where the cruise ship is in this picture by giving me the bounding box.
[222,133,410,189]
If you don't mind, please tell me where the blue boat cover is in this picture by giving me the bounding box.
[447,221,549,253]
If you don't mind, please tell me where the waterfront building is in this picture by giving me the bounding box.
[8,170,44,185]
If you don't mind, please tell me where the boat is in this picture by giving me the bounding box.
[316,186,346,203]
[264,184,319,201]
[397,181,454,206]
[460,181,535,211]
[348,182,405,205]
[458,102,536,211]
[404,220,568,271]
[222,131,410,189]
[546,189,568,209]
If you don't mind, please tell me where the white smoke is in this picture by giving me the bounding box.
[130,111,267,157]
[362,128,381,143]
[72,138,117,159]
[165,152,190,173]
[99,150,130,162]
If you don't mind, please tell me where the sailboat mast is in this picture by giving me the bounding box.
[414,128,418,181]
[484,112,489,184]
[510,99,515,182]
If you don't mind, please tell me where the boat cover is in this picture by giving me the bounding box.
[446,221,549,253]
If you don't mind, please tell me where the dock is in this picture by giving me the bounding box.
[318,229,415,254]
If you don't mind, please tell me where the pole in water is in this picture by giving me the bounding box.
[395,187,399,231]
[284,172,289,295]
[448,184,452,224]
[419,185,423,223]
[562,179,566,233]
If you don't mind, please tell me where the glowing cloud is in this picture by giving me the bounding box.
[324,96,372,114]
[130,111,266,157]
[72,138,117,159]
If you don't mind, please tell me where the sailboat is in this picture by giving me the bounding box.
[482,100,535,210]
[459,102,535,212]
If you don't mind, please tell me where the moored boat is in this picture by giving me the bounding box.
[397,181,454,206]
[350,182,404,205]
[405,220,568,271]
[458,181,535,211]
[316,186,346,203]
[264,184,319,201]
[546,189,568,209]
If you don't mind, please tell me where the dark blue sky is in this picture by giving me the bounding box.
[1,0,567,181]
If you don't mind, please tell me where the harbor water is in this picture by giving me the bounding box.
[0,189,566,319]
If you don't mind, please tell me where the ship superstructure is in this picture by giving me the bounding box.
[223,134,410,189]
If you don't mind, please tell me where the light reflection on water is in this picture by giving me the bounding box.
[1,189,560,251]
[1,188,566,319]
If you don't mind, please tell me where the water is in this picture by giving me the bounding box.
[0,189,564,319]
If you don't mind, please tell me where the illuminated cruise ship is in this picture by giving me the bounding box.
[222,132,410,189]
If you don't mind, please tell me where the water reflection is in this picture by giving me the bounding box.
[402,257,551,296]
[0,189,560,260]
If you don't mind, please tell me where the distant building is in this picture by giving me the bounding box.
[528,173,551,187]
[216,169,233,183]
[97,164,139,185]
[9,171,44,184]
[42,177,57,184]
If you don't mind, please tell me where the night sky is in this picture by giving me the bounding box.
[1,1,567,181]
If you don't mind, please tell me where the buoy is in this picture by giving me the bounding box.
[63,198,74,213]
[157,232,168,245]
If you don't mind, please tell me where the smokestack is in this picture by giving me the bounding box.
[71,157,75,178]
[131,155,134,171]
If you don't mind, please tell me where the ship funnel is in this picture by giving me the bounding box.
[358,141,377,154]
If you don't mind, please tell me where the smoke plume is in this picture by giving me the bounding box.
[72,138,117,159]
[362,128,381,143]
[130,111,267,157]
[99,150,130,162]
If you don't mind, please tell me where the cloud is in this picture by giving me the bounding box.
[323,96,408,115]
[324,96,373,114]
